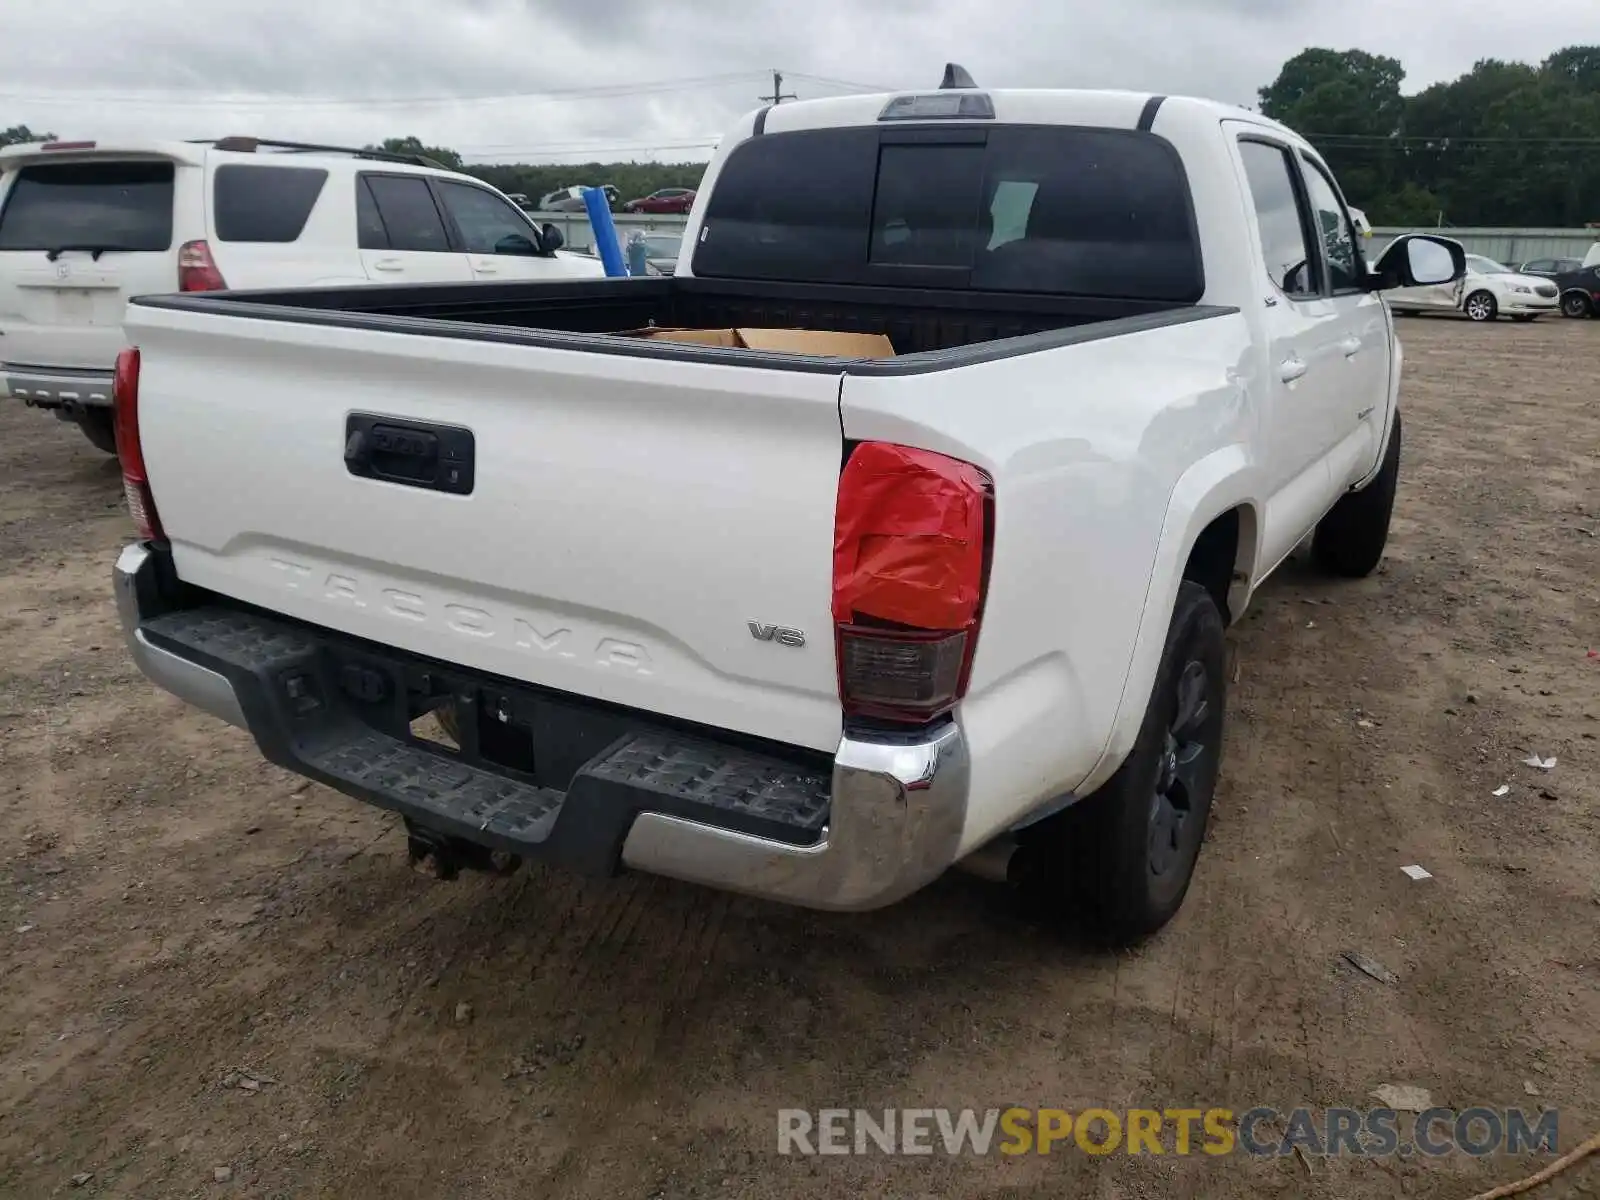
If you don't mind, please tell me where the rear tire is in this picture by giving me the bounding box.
[1020,582,1226,946]
[1464,290,1498,322]
[1561,292,1593,319]
[77,408,118,455]
[1312,411,1401,578]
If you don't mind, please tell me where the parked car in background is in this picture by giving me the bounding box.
[0,136,601,452]
[1517,256,1583,279]
[622,188,696,214]
[1545,260,1600,317]
[539,184,620,212]
[637,232,683,274]
[506,192,534,211]
[1385,252,1557,322]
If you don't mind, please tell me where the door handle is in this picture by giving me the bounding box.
[1340,336,1362,358]
[372,258,404,272]
[1279,356,1308,383]
[473,260,499,275]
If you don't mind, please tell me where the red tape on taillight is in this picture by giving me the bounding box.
[833,442,992,722]
[113,347,163,541]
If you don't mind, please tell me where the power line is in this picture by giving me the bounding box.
[1305,132,1600,146]
[0,71,767,110]
[784,71,893,93]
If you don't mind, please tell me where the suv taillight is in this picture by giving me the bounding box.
[113,347,163,541]
[832,442,992,722]
[177,239,227,291]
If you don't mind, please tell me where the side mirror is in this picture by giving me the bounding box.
[1370,234,1466,291]
[540,223,565,252]
[493,233,538,256]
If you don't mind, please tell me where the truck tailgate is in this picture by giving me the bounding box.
[126,305,847,752]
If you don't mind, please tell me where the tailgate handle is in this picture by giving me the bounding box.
[344,414,475,495]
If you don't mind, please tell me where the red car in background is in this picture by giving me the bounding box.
[622,188,696,214]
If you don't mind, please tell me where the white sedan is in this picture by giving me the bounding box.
[1386,253,1560,322]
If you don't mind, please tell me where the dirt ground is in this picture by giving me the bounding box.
[1,315,1596,1199]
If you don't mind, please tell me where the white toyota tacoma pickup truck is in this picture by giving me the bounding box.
[112,74,1465,943]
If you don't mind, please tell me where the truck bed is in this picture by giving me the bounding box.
[132,275,1223,370]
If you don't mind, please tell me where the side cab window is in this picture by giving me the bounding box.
[1237,139,1320,300]
[1298,155,1363,293]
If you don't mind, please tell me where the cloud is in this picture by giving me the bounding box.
[1,0,1595,162]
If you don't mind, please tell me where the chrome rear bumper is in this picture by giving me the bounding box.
[114,542,970,911]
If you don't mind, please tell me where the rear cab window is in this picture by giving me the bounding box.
[212,164,327,243]
[0,160,175,253]
[692,124,1203,302]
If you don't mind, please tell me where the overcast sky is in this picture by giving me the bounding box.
[2,0,1595,163]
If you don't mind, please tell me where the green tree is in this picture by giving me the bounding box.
[0,124,57,147]
[365,136,464,171]
[1259,45,1600,226]
[1258,49,1406,213]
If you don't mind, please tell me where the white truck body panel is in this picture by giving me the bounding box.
[132,304,848,751]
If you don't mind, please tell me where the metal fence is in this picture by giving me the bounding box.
[540,213,1597,271]
[531,211,687,253]
[1371,227,1597,265]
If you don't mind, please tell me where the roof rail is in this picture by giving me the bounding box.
[207,137,449,170]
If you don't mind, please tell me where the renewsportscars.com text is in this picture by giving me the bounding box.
[777,1107,1560,1158]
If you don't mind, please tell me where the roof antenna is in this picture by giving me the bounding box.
[940,63,977,89]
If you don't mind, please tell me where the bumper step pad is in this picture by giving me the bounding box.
[138,604,830,869]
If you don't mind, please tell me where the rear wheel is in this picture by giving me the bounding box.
[1020,582,1226,945]
[1464,290,1498,322]
[1561,292,1593,319]
[1312,411,1401,578]
[77,408,118,455]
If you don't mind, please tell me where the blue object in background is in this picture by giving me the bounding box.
[583,187,627,278]
[626,232,650,278]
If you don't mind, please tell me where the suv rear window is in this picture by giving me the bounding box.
[214,164,327,242]
[0,160,175,253]
[693,125,1202,301]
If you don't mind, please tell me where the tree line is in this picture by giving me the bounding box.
[1258,45,1600,227]
[8,44,1598,227]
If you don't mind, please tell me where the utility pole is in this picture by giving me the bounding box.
[759,70,797,105]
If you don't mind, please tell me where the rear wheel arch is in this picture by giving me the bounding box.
[1075,462,1259,798]
[1181,503,1258,627]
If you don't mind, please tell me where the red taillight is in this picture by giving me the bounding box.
[113,347,163,541]
[832,442,992,722]
[177,239,227,291]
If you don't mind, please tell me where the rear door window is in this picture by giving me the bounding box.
[361,175,452,253]
[694,125,1202,301]
[213,164,327,243]
[1237,140,1318,299]
[0,160,175,252]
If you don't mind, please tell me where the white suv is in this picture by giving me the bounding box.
[0,136,603,452]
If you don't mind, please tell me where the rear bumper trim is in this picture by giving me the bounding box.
[622,723,968,911]
[114,545,247,728]
[113,542,970,911]
[4,364,114,409]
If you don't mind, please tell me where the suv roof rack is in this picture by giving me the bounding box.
[204,137,450,170]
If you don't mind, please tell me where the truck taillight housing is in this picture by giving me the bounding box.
[832,442,992,723]
[113,347,164,541]
[177,239,227,291]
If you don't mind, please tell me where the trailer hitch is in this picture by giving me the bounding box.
[404,819,522,881]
